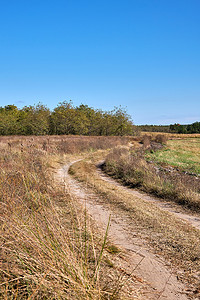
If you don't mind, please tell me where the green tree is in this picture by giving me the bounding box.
[51,101,76,135]
[0,105,21,135]
[21,104,50,135]
[112,106,133,135]
[75,105,104,135]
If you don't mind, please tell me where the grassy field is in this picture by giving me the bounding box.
[0,136,132,299]
[146,138,200,174]
[141,131,200,140]
[1,133,200,298]
[70,153,200,294]
[103,136,200,210]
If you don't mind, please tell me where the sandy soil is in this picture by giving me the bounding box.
[56,160,189,300]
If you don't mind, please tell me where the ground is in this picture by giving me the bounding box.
[56,150,200,299]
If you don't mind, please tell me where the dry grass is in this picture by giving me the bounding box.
[141,131,200,139]
[103,145,200,211]
[0,135,130,155]
[0,136,132,299]
[70,154,200,293]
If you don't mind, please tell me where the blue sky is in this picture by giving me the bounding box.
[0,0,200,125]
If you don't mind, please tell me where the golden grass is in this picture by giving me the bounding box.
[70,155,200,291]
[0,136,134,299]
[141,131,200,139]
[103,143,200,210]
[0,135,131,155]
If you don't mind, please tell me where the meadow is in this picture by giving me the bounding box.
[0,135,131,299]
[104,134,200,209]
[1,133,200,299]
[70,136,200,296]
[146,138,200,174]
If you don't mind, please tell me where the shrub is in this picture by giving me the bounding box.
[154,134,168,144]
[141,135,151,149]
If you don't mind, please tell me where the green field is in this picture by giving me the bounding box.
[146,138,200,174]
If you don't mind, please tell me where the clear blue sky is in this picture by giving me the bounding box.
[0,0,200,125]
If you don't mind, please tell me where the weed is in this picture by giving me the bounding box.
[106,245,121,255]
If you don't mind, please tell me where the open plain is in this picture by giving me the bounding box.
[1,134,200,299]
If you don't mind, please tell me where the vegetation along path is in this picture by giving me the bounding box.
[97,164,200,231]
[56,157,193,300]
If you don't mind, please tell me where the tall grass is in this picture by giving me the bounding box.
[103,146,200,210]
[0,136,129,299]
[69,152,200,291]
[0,135,130,155]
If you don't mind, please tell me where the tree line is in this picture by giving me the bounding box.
[138,122,200,134]
[0,101,135,136]
[137,125,171,133]
[169,122,200,134]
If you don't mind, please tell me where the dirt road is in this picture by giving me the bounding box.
[56,160,190,299]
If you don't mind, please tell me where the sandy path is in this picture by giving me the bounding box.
[56,161,189,300]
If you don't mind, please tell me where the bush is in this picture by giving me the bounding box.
[154,134,168,144]
[141,135,151,149]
